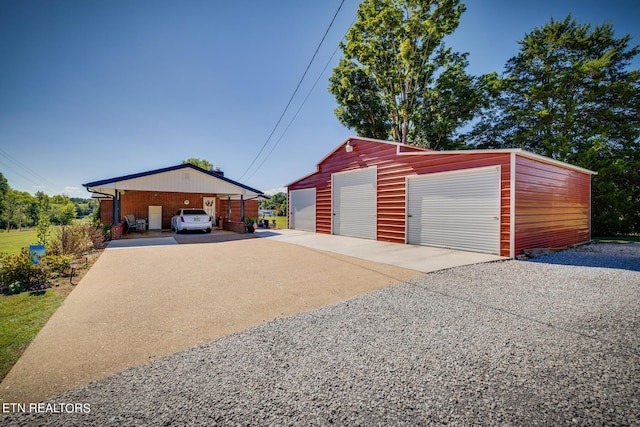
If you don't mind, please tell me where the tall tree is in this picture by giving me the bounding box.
[0,172,8,223]
[469,16,640,235]
[182,158,214,171]
[329,0,482,149]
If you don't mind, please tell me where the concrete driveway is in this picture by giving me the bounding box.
[0,230,503,403]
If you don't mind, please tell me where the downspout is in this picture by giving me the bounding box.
[240,194,245,222]
[85,189,114,224]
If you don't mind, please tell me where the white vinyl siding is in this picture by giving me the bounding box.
[289,189,316,232]
[332,167,377,239]
[406,166,500,254]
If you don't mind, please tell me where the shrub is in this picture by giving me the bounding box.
[0,249,50,295]
[48,223,105,256]
[45,254,75,277]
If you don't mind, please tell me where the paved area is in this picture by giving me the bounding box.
[0,229,503,404]
[259,229,505,272]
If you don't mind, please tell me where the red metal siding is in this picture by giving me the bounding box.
[289,139,513,256]
[514,155,591,254]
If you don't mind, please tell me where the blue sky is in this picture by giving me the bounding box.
[1,0,638,197]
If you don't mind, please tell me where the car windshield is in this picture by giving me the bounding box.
[183,209,207,215]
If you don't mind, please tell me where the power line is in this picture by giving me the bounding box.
[0,148,51,184]
[245,42,343,182]
[238,0,346,182]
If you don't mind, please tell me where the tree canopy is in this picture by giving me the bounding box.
[182,158,214,171]
[0,173,95,231]
[468,15,640,235]
[329,0,483,149]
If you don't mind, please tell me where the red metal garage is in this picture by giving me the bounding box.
[287,137,596,258]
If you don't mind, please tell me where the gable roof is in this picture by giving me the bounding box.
[84,164,263,197]
[287,136,596,188]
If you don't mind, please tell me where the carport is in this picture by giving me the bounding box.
[83,164,264,238]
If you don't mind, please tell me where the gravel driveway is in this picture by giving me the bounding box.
[3,243,639,426]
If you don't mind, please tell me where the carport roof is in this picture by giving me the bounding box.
[83,164,264,197]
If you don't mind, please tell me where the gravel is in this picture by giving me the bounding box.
[3,242,639,426]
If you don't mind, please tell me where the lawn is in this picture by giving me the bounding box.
[0,229,39,255]
[262,216,287,230]
[0,227,102,381]
[0,288,66,381]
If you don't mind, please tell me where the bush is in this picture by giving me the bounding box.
[48,223,105,256]
[0,249,50,295]
[45,254,75,277]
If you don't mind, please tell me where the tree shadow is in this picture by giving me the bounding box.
[527,243,640,273]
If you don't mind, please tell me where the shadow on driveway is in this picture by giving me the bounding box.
[528,242,640,272]
[113,229,265,248]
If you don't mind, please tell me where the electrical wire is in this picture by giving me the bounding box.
[244,43,343,182]
[237,0,346,182]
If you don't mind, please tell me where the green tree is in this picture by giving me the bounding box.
[0,172,9,224]
[469,16,640,235]
[329,0,483,149]
[49,195,77,225]
[260,192,287,216]
[182,158,214,171]
[2,190,37,231]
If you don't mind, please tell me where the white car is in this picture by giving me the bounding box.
[171,209,213,233]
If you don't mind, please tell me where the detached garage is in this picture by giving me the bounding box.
[287,137,596,258]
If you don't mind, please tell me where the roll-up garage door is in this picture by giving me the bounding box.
[332,167,377,239]
[289,188,316,232]
[406,166,500,254]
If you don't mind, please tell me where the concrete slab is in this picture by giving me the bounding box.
[257,229,506,272]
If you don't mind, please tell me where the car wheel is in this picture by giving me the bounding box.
[206,228,212,233]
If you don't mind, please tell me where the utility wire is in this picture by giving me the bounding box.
[238,0,346,182]
[246,14,356,182]
[245,43,343,182]
[0,148,52,190]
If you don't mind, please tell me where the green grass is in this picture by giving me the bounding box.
[0,229,39,255]
[262,216,287,230]
[592,235,640,243]
[0,289,66,381]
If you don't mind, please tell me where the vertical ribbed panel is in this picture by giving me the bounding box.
[407,166,500,254]
[289,189,316,232]
[332,167,377,239]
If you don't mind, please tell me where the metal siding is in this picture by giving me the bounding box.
[332,167,377,239]
[289,189,316,232]
[407,166,501,254]
[288,140,513,254]
[514,155,591,253]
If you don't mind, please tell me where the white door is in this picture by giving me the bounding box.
[406,166,500,254]
[289,189,316,232]
[148,205,162,230]
[332,167,377,239]
[203,197,216,220]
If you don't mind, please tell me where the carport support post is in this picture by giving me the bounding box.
[240,195,244,222]
[113,190,121,224]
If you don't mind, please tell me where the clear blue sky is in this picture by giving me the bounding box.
[1,0,638,197]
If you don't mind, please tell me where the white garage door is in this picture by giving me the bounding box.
[406,166,500,254]
[289,188,316,232]
[332,167,376,239]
